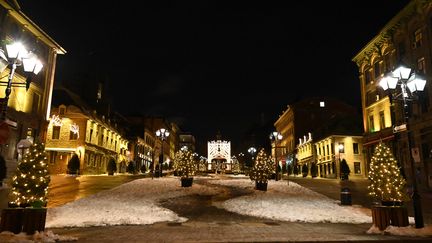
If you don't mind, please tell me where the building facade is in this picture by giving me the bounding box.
[274,97,361,170]
[314,135,365,179]
[0,1,65,180]
[46,88,129,175]
[296,132,365,179]
[352,0,432,189]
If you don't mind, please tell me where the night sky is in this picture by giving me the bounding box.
[18,1,410,149]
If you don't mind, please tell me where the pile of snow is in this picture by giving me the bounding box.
[46,177,222,228]
[209,179,372,224]
[367,224,432,237]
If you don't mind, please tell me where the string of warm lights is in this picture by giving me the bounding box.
[250,149,272,183]
[174,150,196,179]
[10,142,50,207]
[231,159,241,174]
[367,142,408,203]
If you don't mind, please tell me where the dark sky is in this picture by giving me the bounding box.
[18,1,410,149]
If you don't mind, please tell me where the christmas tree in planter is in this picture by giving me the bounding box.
[1,142,50,234]
[231,158,241,175]
[368,142,409,204]
[10,142,50,208]
[368,141,412,230]
[250,148,272,191]
[174,150,196,187]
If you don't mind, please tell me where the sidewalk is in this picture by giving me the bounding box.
[50,220,430,243]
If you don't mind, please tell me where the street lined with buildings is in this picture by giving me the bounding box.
[1,0,432,241]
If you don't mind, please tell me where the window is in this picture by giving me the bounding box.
[320,101,325,107]
[31,94,40,114]
[365,69,372,83]
[69,130,78,140]
[374,62,381,78]
[384,54,391,72]
[418,57,426,74]
[89,129,93,143]
[353,143,359,154]
[354,162,361,174]
[414,29,422,48]
[398,42,406,60]
[49,151,57,164]
[379,111,385,130]
[52,126,60,139]
[59,107,66,115]
[369,115,375,132]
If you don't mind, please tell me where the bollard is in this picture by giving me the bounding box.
[340,187,352,205]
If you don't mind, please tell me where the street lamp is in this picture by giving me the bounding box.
[269,131,283,181]
[248,146,257,165]
[338,143,344,179]
[379,65,426,228]
[155,128,170,177]
[0,42,43,121]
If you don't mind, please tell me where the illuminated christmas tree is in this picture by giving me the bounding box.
[231,157,241,174]
[250,148,272,183]
[368,142,408,203]
[10,142,50,207]
[174,150,196,178]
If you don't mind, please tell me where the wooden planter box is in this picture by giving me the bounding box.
[0,208,47,234]
[371,206,391,230]
[255,181,268,191]
[181,178,193,187]
[0,208,24,234]
[371,205,408,230]
[22,208,47,234]
[389,206,408,227]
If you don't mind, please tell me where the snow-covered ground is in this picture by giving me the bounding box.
[208,178,372,224]
[1,175,432,242]
[47,176,222,228]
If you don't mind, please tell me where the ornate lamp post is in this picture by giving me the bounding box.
[155,128,170,177]
[248,146,257,166]
[0,42,43,121]
[269,131,283,181]
[379,65,426,228]
[338,143,344,178]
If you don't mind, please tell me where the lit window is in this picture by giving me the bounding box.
[379,111,385,130]
[414,29,422,48]
[369,115,375,132]
[52,126,60,139]
[353,143,359,154]
[354,162,361,174]
[418,57,426,74]
[320,101,325,107]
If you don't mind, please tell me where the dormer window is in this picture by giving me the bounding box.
[59,107,66,115]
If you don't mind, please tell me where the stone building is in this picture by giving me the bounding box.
[274,97,361,170]
[0,0,65,180]
[45,87,128,175]
[352,0,432,189]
